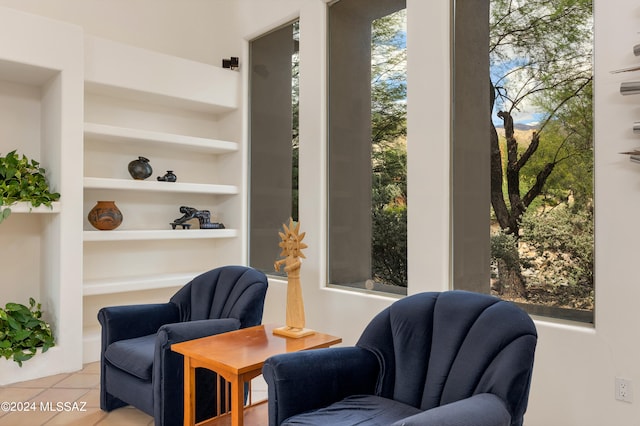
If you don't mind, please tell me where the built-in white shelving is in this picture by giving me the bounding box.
[0,11,244,382]
[84,122,238,154]
[83,228,237,241]
[8,201,61,213]
[84,35,239,113]
[83,272,200,296]
[81,36,243,362]
[84,177,238,194]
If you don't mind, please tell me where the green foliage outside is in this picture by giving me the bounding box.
[0,298,55,366]
[488,0,594,313]
[491,206,594,308]
[490,231,520,270]
[519,207,594,309]
[372,139,407,287]
[371,10,407,287]
[0,150,60,223]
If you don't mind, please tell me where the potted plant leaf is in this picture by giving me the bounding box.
[0,298,55,366]
[0,150,60,223]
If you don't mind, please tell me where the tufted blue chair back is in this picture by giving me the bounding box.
[356,291,537,426]
[170,265,268,327]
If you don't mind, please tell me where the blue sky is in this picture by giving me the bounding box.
[490,57,544,128]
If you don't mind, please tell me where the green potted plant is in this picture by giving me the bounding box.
[0,298,55,366]
[0,150,60,223]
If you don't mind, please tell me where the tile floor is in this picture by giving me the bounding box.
[0,362,153,425]
[0,362,269,426]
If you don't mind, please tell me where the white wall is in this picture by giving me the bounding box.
[2,0,640,424]
[0,0,236,65]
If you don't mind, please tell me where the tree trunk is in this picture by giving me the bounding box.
[490,81,512,232]
[496,258,527,299]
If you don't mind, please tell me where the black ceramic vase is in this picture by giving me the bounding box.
[88,201,123,230]
[157,170,177,182]
[128,156,152,180]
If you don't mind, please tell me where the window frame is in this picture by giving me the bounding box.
[451,0,595,324]
[326,0,408,295]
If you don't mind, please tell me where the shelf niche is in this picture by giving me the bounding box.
[0,7,83,385]
[81,34,244,362]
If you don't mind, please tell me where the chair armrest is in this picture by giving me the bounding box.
[98,303,179,345]
[149,319,241,424]
[156,318,241,348]
[263,346,379,425]
[391,393,511,426]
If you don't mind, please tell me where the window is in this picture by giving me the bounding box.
[452,0,594,323]
[249,21,299,274]
[328,0,407,295]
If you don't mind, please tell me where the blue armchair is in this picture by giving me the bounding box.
[98,265,268,426]
[262,291,537,426]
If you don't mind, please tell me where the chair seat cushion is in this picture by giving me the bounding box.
[282,395,422,426]
[104,334,156,381]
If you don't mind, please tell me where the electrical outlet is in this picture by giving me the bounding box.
[615,378,633,403]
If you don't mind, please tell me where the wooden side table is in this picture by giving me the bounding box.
[171,324,342,426]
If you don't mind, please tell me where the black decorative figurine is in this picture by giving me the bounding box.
[157,170,177,182]
[170,206,225,230]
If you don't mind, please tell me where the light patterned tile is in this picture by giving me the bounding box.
[95,406,153,425]
[0,409,57,425]
[0,389,43,421]
[0,360,160,426]
[80,389,101,408]
[42,407,107,426]
[53,373,100,389]
[0,387,45,402]
[29,388,91,405]
[6,373,70,389]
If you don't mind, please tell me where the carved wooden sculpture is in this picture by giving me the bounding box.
[273,218,315,338]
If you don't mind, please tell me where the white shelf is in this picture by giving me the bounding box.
[83,272,198,296]
[6,201,61,213]
[84,177,238,195]
[84,35,239,114]
[84,81,237,114]
[83,228,237,241]
[84,122,238,154]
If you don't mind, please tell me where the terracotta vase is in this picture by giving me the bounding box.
[88,201,123,230]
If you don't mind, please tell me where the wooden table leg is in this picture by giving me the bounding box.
[183,357,196,426]
[230,375,245,426]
